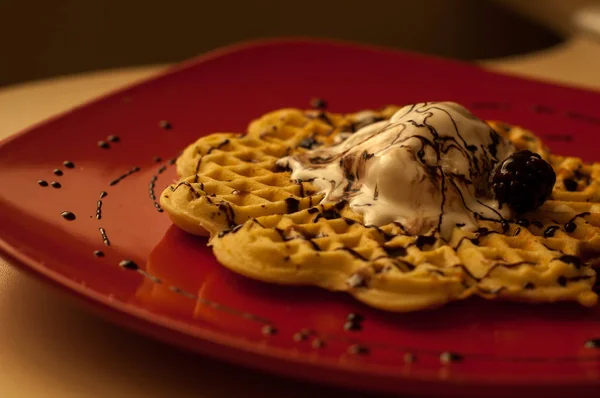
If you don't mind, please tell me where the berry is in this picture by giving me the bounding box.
[491,150,556,213]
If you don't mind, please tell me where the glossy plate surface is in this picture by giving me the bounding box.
[1,39,600,398]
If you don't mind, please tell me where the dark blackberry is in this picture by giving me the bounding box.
[491,150,556,213]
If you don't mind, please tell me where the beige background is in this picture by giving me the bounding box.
[0,0,565,87]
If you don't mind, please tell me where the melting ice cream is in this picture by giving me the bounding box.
[277,102,515,239]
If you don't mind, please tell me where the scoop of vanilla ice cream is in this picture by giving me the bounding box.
[279,102,515,239]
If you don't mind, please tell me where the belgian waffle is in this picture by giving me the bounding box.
[160,108,600,312]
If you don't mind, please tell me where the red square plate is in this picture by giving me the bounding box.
[1,39,600,398]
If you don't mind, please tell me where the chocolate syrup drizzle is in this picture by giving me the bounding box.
[99,227,110,246]
[109,166,141,186]
[96,200,103,219]
[192,139,230,183]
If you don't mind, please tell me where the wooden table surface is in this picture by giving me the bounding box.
[1,36,600,398]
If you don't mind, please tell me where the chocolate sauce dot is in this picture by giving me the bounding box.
[440,351,463,364]
[285,197,300,213]
[159,120,172,130]
[38,180,48,187]
[558,254,583,268]
[100,191,107,199]
[293,332,308,342]
[261,325,277,336]
[564,222,577,233]
[343,321,362,332]
[312,338,325,349]
[107,135,120,143]
[310,98,328,109]
[563,179,578,192]
[403,352,417,363]
[53,169,63,176]
[153,156,162,163]
[63,161,75,168]
[543,226,560,238]
[524,282,535,290]
[51,181,62,188]
[98,140,110,149]
[346,313,364,322]
[93,250,105,257]
[61,211,76,221]
[584,339,600,349]
[557,276,568,287]
[347,344,369,355]
[516,219,530,227]
[119,259,139,270]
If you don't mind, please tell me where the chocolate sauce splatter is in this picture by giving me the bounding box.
[347,344,369,355]
[96,200,103,219]
[63,161,75,168]
[38,180,48,187]
[558,255,583,269]
[543,134,573,142]
[415,235,436,250]
[298,137,319,149]
[532,104,555,114]
[470,101,508,110]
[440,351,463,363]
[159,120,172,130]
[100,191,107,199]
[403,352,417,363]
[293,332,308,342]
[99,227,110,246]
[51,181,61,189]
[261,325,277,336]
[347,313,364,323]
[61,211,76,221]
[565,111,600,125]
[343,321,362,332]
[109,166,141,186]
[119,259,139,270]
[543,226,560,238]
[153,156,162,163]
[98,140,110,149]
[93,250,104,257]
[53,169,63,176]
[564,212,590,233]
[310,98,328,109]
[285,197,300,213]
[563,179,578,192]
[524,282,535,290]
[312,338,325,348]
[148,173,163,212]
[584,339,600,349]
[107,135,120,143]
